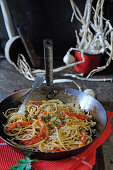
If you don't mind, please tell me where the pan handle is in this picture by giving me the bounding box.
[43,39,53,86]
[0,0,15,39]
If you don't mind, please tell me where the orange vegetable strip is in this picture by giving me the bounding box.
[8,120,34,131]
[27,100,42,105]
[41,111,47,115]
[22,133,46,145]
[80,132,86,145]
[35,109,47,118]
[58,148,65,151]
[46,147,65,152]
[59,112,65,117]
[61,112,92,120]
[40,124,46,134]
[38,117,44,127]
[21,116,47,145]
[7,122,18,131]
[36,108,42,116]
[38,117,47,135]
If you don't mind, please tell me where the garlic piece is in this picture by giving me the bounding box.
[63,52,75,65]
[83,89,95,98]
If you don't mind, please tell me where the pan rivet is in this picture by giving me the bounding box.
[46,92,53,99]
[40,90,46,95]
[53,89,59,95]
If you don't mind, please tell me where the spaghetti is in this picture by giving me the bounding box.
[4,99,97,152]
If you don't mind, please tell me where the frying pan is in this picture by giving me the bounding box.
[0,40,107,160]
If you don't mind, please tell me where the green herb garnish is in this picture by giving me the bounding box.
[33,115,37,119]
[45,118,50,122]
[69,132,71,136]
[54,121,59,125]
[10,157,39,170]
[51,123,55,127]
[93,134,97,136]
[62,119,66,123]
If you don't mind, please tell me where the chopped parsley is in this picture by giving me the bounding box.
[51,121,62,127]
[44,118,50,123]
[54,121,59,125]
[33,115,37,119]
[51,123,54,127]
[93,134,97,137]
[62,119,65,123]
[69,132,71,136]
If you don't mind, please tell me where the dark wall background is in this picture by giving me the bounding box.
[0,0,113,66]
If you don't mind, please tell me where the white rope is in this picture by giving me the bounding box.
[53,79,82,91]
[63,73,112,82]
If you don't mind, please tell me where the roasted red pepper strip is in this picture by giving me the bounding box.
[46,147,65,152]
[21,122,46,145]
[60,112,92,120]
[38,116,47,134]
[40,124,46,134]
[38,116,45,126]
[21,133,46,145]
[26,100,42,106]
[8,120,34,131]
[59,112,65,117]
[22,116,47,145]
[80,131,86,145]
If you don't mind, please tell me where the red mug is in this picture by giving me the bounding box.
[74,50,102,74]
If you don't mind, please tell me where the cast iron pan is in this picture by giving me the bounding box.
[0,40,107,160]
